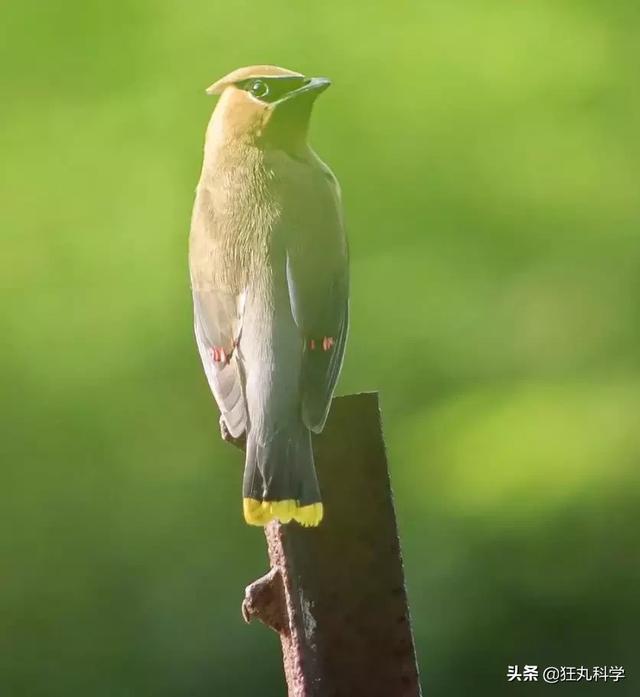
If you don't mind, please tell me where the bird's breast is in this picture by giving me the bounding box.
[190,154,282,293]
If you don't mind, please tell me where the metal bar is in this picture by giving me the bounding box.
[240,393,422,697]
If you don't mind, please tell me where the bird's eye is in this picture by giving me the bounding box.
[249,79,269,99]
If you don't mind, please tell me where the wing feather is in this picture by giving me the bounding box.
[282,159,349,433]
[192,288,247,438]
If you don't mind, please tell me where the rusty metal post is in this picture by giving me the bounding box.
[239,393,422,697]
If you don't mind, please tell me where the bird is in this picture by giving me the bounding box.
[189,65,349,527]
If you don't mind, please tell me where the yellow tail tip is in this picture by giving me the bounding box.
[243,498,323,527]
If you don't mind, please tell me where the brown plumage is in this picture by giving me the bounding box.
[189,65,349,526]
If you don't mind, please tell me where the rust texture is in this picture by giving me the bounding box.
[242,567,286,632]
[241,393,422,697]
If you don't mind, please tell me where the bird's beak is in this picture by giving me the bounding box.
[300,76,332,95]
[274,76,332,105]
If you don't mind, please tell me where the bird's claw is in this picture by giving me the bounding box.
[219,416,246,451]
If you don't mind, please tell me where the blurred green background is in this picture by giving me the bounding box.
[1,1,639,695]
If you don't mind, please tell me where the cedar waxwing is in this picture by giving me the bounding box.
[189,65,349,527]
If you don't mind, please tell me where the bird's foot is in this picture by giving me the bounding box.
[307,336,335,352]
[219,415,246,451]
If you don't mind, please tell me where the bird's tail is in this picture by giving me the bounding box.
[242,421,323,527]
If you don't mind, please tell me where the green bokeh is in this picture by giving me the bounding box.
[1,1,639,695]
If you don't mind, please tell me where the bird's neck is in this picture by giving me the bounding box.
[201,132,262,178]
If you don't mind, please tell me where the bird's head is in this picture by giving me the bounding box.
[204,65,331,152]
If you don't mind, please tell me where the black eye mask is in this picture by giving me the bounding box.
[236,76,307,104]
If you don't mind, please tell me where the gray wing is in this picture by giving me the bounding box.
[284,168,349,434]
[192,287,246,438]
[289,261,349,433]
